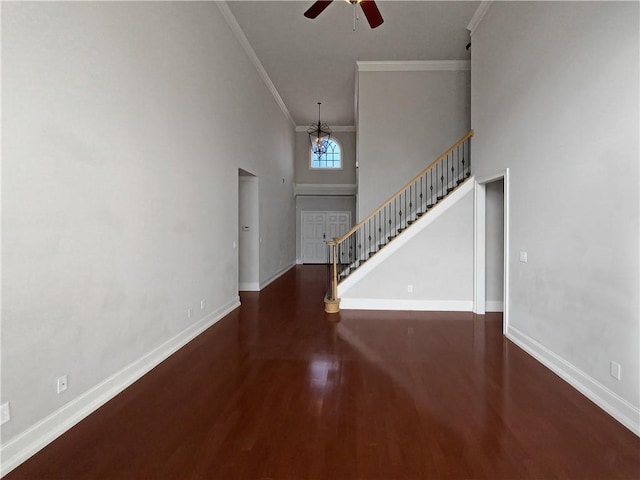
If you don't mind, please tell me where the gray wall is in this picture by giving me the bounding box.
[357,68,470,219]
[2,1,295,447]
[471,2,639,419]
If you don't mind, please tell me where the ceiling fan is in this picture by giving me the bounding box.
[304,0,384,29]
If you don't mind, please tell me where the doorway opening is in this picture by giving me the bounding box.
[485,178,505,314]
[238,169,259,291]
[474,170,509,334]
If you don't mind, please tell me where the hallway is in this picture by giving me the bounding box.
[6,266,639,479]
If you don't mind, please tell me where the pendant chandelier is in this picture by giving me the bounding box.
[307,102,332,160]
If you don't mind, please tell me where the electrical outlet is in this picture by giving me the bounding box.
[0,403,10,425]
[57,375,68,394]
[610,361,621,380]
[187,308,193,319]
[407,285,413,293]
[519,251,528,263]
[200,299,206,311]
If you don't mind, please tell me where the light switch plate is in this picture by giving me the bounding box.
[610,361,621,380]
[57,375,68,394]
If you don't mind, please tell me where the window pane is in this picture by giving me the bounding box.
[310,139,341,169]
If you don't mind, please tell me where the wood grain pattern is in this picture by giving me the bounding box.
[6,265,639,479]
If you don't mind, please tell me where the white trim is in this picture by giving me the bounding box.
[295,194,356,200]
[340,298,473,312]
[475,170,508,186]
[216,2,294,127]
[295,125,356,133]
[485,300,504,312]
[260,263,295,290]
[239,282,260,291]
[294,183,357,196]
[467,1,493,36]
[0,297,241,477]
[339,179,474,297]
[354,64,359,136]
[356,60,470,72]
[503,169,510,334]
[507,325,640,436]
[473,181,486,314]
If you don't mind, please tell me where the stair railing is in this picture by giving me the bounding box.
[324,130,473,313]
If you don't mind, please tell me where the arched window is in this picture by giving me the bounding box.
[310,138,341,169]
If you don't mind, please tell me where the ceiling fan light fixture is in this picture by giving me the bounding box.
[304,0,383,29]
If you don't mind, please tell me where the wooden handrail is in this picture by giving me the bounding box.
[333,130,473,244]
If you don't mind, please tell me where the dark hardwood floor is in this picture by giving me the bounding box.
[6,266,639,479]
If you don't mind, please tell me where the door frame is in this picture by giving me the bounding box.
[474,169,510,334]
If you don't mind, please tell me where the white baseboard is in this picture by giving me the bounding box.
[485,300,504,312]
[339,298,473,311]
[0,296,241,477]
[260,263,295,290]
[507,325,640,436]
[239,282,260,291]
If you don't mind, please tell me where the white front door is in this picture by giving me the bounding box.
[326,212,350,240]
[301,211,351,264]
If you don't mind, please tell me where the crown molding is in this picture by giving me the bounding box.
[295,126,356,133]
[216,2,295,127]
[356,60,470,72]
[467,1,493,36]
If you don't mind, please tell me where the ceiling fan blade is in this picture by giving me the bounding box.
[304,1,333,19]
[360,0,384,28]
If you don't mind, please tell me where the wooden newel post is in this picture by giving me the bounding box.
[324,240,340,314]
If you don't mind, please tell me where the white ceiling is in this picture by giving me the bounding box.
[226,1,479,127]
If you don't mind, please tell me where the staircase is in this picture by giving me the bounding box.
[325,130,473,313]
